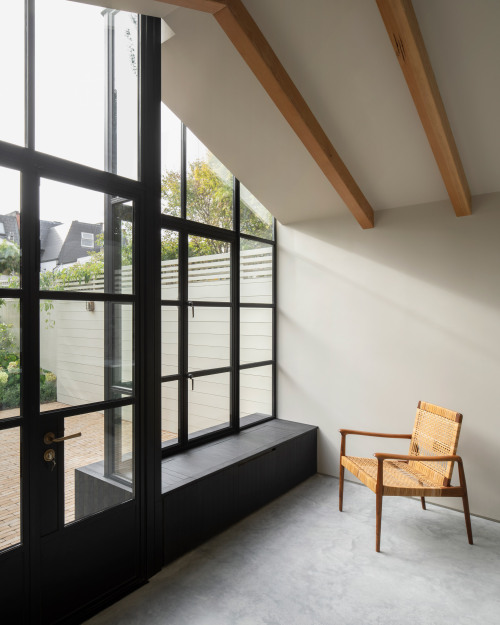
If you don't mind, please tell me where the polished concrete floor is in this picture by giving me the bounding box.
[87,475,500,625]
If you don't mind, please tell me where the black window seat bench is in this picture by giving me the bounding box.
[161,419,317,564]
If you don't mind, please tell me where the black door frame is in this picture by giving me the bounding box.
[0,7,162,623]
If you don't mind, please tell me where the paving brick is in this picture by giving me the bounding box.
[0,403,176,552]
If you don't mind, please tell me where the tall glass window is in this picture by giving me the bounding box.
[0,4,24,146]
[35,1,138,177]
[161,106,182,218]
[160,112,276,453]
[186,129,233,229]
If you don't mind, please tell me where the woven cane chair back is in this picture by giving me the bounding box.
[408,401,462,486]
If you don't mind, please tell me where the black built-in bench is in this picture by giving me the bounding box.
[162,419,317,564]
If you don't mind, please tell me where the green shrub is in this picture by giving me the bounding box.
[1,384,20,410]
[0,313,57,409]
[0,361,57,409]
[40,372,57,403]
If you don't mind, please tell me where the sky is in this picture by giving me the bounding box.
[1,0,182,225]
[0,0,268,229]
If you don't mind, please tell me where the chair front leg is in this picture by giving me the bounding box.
[339,433,346,511]
[421,497,426,510]
[457,461,473,545]
[376,458,384,552]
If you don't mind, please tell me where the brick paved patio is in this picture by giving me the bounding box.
[0,403,176,552]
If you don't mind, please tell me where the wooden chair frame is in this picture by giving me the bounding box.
[339,402,473,552]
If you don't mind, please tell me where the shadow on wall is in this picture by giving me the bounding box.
[278,192,500,377]
[291,192,500,313]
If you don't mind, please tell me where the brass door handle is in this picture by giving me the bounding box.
[44,432,82,445]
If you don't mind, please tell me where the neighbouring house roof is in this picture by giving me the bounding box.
[41,223,71,263]
[40,219,63,256]
[0,212,65,257]
[0,212,21,245]
[1,214,103,266]
[56,221,103,265]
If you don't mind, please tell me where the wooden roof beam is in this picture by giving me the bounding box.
[376,0,471,217]
[158,0,374,228]
[159,0,226,13]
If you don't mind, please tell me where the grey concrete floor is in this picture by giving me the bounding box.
[87,475,500,625]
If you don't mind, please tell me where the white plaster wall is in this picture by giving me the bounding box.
[278,193,500,521]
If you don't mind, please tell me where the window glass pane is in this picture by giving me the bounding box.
[161,230,179,300]
[240,184,273,240]
[186,129,233,229]
[240,308,272,365]
[40,179,133,294]
[188,372,230,439]
[66,407,134,525]
[188,307,230,372]
[0,298,21,419]
[40,301,133,412]
[240,239,273,304]
[36,2,138,177]
[188,236,231,302]
[161,307,178,376]
[0,167,21,288]
[36,0,105,169]
[0,427,21,551]
[161,105,182,217]
[240,365,272,421]
[113,11,139,180]
[162,381,178,445]
[0,3,24,146]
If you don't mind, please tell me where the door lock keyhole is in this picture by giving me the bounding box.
[44,448,57,471]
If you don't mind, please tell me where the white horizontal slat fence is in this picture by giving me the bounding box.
[4,247,274,434]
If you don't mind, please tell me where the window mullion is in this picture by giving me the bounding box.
[178,231,188,446]
[231,178,240,431]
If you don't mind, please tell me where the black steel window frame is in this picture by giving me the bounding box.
[0,156,142,503]
[1,0,276,580]
[160,121,277,457]
[0,2,162,582]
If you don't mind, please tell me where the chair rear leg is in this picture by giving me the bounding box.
[421,497,426,510]
[462,492,473,545]
[339,434,346,512]
[339,465,345,511]
[376,491,383,552]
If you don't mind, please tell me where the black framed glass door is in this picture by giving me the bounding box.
[0,4,161,623]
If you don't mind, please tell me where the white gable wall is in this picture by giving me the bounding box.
[278,193,500,521]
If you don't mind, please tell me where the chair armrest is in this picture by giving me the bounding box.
[339,429,412,439]
[374,453,462,463]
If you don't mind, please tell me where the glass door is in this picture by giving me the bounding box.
[36,179,139,624]
[0,3,160,622]
[0,165,23,622]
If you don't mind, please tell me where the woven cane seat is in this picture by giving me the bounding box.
[342,456,447,497]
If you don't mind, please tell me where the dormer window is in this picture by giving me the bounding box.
[81,232,94,248]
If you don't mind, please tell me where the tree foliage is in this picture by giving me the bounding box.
[0,157,271,290]
[0,240,20,276]
[161,159,271,257]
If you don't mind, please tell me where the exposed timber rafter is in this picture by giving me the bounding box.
[158,0,226,13]
[157,0,375,229]
[376,0,471,217]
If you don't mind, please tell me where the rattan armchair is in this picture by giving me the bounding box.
[339,401,473,552]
